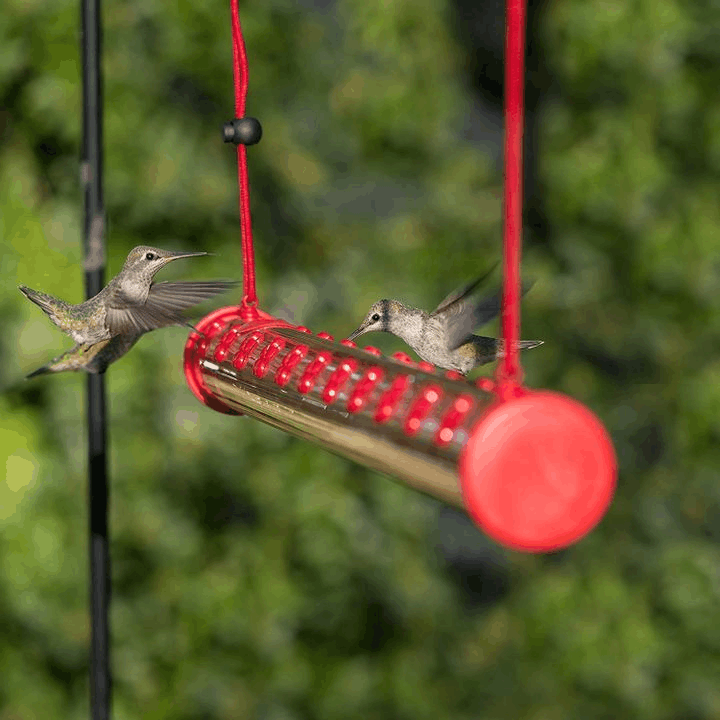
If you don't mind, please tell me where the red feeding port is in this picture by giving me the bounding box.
[347,366,384,413]
[275,345,308,387]
[234,333,263,369]
[405,385,443,436]
[374,375,412,424]
[436,395,474,446]
[298,351,333,394]
[323,358,359,404]
[254,338,286,378]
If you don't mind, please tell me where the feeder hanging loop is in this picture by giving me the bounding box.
[227,0,259,318]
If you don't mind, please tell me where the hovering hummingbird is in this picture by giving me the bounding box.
[347,275,543,375]
[20,246,236,376]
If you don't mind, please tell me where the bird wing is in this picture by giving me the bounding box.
[442,289,503,350]
[431,265,497,316]
[105,281,237,335]
[441,279,535,351]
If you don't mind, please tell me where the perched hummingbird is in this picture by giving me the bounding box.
[20,246,236,376]
[347,275,543,374]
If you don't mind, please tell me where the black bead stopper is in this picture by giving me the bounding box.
[222,117,263,146]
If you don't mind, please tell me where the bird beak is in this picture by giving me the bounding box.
[346,325,367,342]
[162,250,209,264]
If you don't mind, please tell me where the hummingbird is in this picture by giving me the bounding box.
[347,275,543,375]
[20,246,237,375]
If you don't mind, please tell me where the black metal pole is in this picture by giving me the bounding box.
[81,0,110,716]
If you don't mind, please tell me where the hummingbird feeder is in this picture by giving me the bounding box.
[184,0,617,553]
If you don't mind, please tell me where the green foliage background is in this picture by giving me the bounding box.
[2,0,720,717]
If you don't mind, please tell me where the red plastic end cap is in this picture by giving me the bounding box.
[459,391,617,553]
[183,305,286,416]
[184,306,246,415]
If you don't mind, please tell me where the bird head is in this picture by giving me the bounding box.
[347,299,394,341]
[121,246,208,279]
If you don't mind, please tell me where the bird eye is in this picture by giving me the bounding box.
[371,313,380,322]
[145,252,156,261]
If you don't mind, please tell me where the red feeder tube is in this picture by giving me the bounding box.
[185,307,495,508]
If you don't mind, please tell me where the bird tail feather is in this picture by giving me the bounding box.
[26,363,51,379]
[18,286,62,317]
[495,338,544,357]
[471,336,544,366]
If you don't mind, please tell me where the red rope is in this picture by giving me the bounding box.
[230,0,259,320]
[229,0,527,356]
[496,0,526,397]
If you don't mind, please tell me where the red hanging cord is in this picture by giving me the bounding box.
[230,0,259,320]
[497,0,526,397]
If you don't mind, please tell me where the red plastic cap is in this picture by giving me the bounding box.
[183,305,291,415]
[460,391,617,553]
